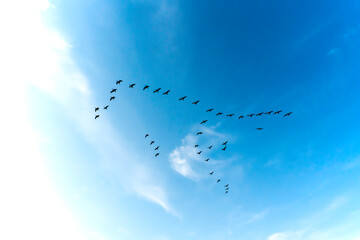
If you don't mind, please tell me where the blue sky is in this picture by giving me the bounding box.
[1,0,360,239]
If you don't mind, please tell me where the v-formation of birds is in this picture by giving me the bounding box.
[94,80,293,194]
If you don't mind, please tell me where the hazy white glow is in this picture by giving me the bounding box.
[0,1,88,239]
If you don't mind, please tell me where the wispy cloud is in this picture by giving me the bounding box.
[1,0,178,219]
[169,134,202,180]
[327,48,341,56]
[245,209,269,224]
[324,195,349,213]
[169,125,230,180]
[343,156,360,170]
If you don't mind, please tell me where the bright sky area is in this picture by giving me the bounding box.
[1,0,360,239]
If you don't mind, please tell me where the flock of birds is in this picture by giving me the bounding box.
[94,80,293,195]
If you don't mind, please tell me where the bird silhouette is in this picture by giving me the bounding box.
[95,115,100,119]
[200,120,208,124]
[194,144,199,148]
[196,132,204,135]
[155,153,159,157]
[256,112,264,116]
[217,179,221,183]
[145,134,149,138]
[163,90,170,95]
[225,187,229,190]
[95,107,99,112]
[216,112,223,116]
[110,96,115,101]
[150,141,155,145]
[192,100,200,105]
[274,110,282,114]
[129,83,136,88]
[256,128,263,130]
[226,113,234,117]
[110,88,117,93]
[284,112,293,116]
[154,146,159,151]
[247,114,254,117]
[222,141,228,145]
[178,96,187,101]
[209,171,214,175]
[225,191,228,194]
[208,145,213,149]
[206,108,214,112]
[224,184,229,187]
[103,105,109,110]
[143,85,149,90]
[222,146,227,151]
[197,151,202,155]
[153,88,161,93]
[205,158,209,162]
[116,80,123,84]
[265,111,273,115]
[238,115,244,119]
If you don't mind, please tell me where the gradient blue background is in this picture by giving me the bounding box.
[14,0,360,239]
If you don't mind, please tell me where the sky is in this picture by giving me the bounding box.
[1,0,360,239]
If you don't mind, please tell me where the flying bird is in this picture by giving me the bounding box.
[153,88,161,93]
[192,100,200,105]
[208,145,213,149]
[238,115,244,119]
[194,144,199,148]
[197,151,202,155]
[225,187,229,190]
[110,96,115,101]
[116,80,123,84]
[284,112,293,117]
[209,171,214,175]
[154,146,159,151]
[217,179,221,183]
[256,112,264,116]
[95,107,99,112]
[224,184,229,187]
[222,146,227,151]
[216,112,223,116]
[143,85,149,90]
[163,90,170,95]
[205,158,209,162]
[225,191,228,194]
[247,114,254,117]
[256,128,263,130]
[274,110,282,114]
[103,105,109,110]
[95,115,100,119]
[145,134,149,138]
[150,141,155,145]
[222,141,228,145]
[265,111,273,115]
[206,108,214,112]
[200,120,208,124]
[196,132,204,135]
[110,88,117,93]
[178,96,187,101]
[155,153,159,157]
[226,113,234,117]
[129,83,136,88]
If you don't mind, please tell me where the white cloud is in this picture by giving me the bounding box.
[267,231,304,240]
[246,209,269,224]
[0,2,179,240]
[169,134,201,180]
